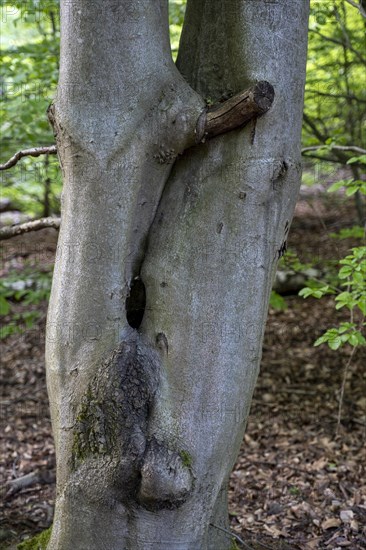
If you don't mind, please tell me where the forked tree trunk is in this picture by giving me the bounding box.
[46,1,309,548]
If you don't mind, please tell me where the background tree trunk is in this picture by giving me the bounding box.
[46,1,309,548]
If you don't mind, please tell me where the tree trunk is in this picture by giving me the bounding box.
[46,1,309,549]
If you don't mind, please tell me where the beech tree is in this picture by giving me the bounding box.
[45,1,310,548]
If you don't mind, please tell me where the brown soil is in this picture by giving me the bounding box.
[0,194,365,549]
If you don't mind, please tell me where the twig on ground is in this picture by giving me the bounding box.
[209,523,254,550]
[246,460,313,476]
[278,388,317,395]
[3,469,55,499]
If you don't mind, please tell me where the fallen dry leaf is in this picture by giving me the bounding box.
[322,517,341,530]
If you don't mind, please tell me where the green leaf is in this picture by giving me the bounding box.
[338,323,354,334]
[345,185,358,196]
[330,227,364,240]
[0,296,10,316]
[349,333,359,346]
[327,180,348,193]
[356,332,366,345]
[270,291,287,311]
[347,155,366,165]
[357,299,366,315]
[314,335,327,347]
[299,287,312,298]
[328,338,342,350]
[353,271,364,284]
[335,291,352,303]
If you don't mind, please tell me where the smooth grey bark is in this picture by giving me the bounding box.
[46,1,309,549]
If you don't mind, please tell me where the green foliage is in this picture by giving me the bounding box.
[337,248,366,313]
[348,154,366,165]
[298,282,335,300]
[314,322,366,350]
[326,152,366,197]
[328,178,366,196]
[300,246,366,350]
[1,155,62,216]
[270,291,288,311]
[303,1,366,243]
[169,0,186,60]
[279,250,311,273]
[0,0,61,215]
[271,249,326,311]
[305,2,366,151]
[330,226,365,240]
[0,268,52,339]
[301,148,366,353]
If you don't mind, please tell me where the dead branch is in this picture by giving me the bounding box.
[0,145,57,171]
[196,81,275,143]
[0,217,61,240]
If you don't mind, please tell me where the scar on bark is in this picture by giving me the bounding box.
[72,331,193,509]
[195,80,275,143]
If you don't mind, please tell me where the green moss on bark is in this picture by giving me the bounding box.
[72,385,112,468]
[17,528,51,550]
[179,450,193,468]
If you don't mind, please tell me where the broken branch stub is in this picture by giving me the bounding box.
[198,80,275,142]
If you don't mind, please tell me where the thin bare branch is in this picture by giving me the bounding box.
[305,89,366,104]
[302,145,366,155]
[0,145,57,171]
[303,112,329,143]
[345,0,366,17]
[337,347,357,435]
[301,114,363,167]
[301,153,348,164]
[0,217,61,240]
[309,28,366,64]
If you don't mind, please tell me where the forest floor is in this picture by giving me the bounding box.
[0,190,365,550]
